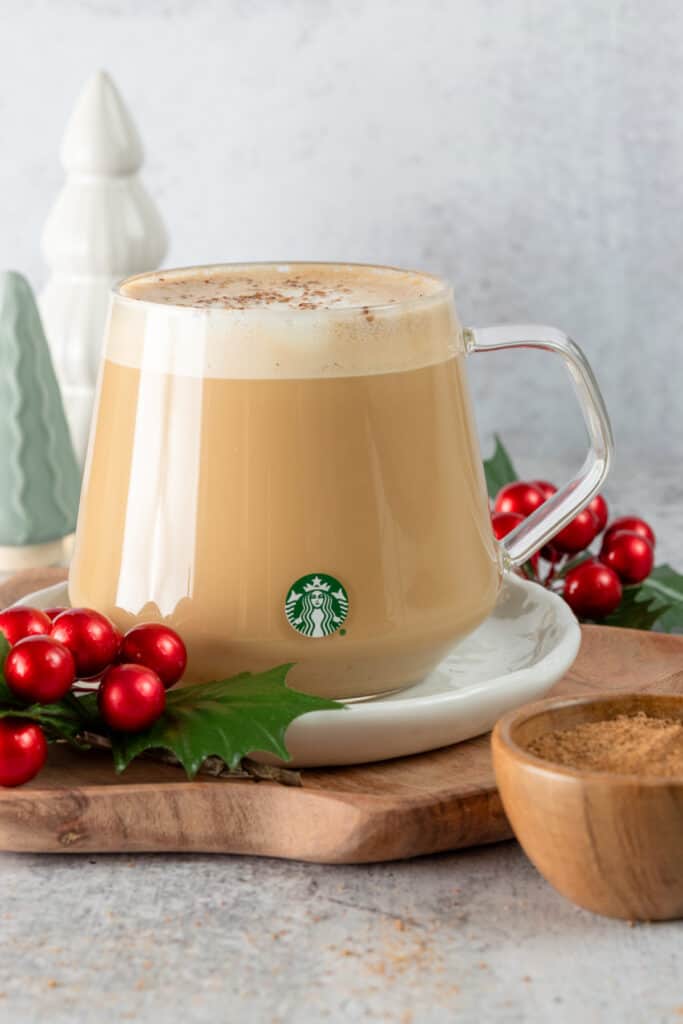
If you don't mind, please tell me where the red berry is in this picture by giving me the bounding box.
[552,508,600,555]
[563,561,622,618]
[587,494,609,533]
[5,637,76,704]
[119,623,187,689]
[603,516,655,549]
[494,482,546,518]
[531,480,557,501]
[98,664,166,732]
[44,607,68,622]
[0,719,47,786]
[600,530,654,584]
[491,511,525,540]
[51,608,121,679]
[0,607,51,646]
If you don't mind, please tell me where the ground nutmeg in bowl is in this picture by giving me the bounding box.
[528,710,683,777]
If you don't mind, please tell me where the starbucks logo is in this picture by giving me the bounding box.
[285,573,349,638]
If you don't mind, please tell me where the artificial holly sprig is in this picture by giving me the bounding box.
[484,435,683,631]
[0,613,345,788]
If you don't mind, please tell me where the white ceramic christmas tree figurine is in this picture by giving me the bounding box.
[40,70,167,465]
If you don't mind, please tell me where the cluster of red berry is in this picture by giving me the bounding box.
[0,606,187,787]
[491,481,656,619]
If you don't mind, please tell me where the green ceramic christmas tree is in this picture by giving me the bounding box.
[0,271,80,569]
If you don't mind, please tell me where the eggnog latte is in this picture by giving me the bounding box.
[69,264,500,697]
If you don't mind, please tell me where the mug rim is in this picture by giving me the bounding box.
[113,261,453,317]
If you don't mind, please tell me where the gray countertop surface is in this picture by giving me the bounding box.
[0,459,681,1024]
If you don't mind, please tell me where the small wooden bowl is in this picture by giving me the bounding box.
[492,693,683,921]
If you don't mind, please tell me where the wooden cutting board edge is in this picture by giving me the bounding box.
[0,762,511,862]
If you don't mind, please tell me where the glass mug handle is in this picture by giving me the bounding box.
[464,324,614,570]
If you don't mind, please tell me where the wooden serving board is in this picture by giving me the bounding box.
[0,570,682,863]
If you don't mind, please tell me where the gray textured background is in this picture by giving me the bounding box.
[1,0,682,469]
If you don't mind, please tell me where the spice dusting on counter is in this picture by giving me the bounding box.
[528,711,683,776]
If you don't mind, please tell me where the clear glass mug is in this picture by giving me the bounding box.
[69,263,612,698]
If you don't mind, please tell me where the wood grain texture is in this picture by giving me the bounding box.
[492,693,683,920]
[1,569,682,863]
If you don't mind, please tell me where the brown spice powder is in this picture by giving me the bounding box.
[527,711,683,776]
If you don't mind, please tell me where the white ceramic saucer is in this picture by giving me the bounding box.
[15,575,580,768]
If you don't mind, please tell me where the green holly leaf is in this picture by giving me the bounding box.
[0,699,85,743]
[603,564,683,633]
[108,664,346,778]
[639,564,683,632]
[483,434,518,499]
[603,584,668,631]
[73,691,100,725]
[0,634,11,703]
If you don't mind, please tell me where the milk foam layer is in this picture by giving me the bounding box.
[110,263,460,380]
[120,263,446,310]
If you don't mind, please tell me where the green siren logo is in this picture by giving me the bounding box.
[285,573,349,638]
